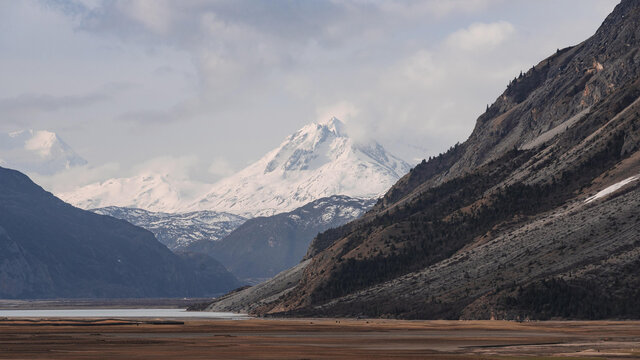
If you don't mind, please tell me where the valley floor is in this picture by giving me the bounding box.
[0,318,639,359]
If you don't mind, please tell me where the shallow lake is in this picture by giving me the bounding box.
[0,308,250,319]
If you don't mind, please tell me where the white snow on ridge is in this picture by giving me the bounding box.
[585,175,640,203]
[91,207,247,250]
[59,172,205,213]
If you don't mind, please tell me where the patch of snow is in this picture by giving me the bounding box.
[321,206,337,223]
[585,175,640,203]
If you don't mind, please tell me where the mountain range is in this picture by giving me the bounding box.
[1,117,409,291]
[58,117,410,218]
[202,0,640,320]
[21,117,407,286]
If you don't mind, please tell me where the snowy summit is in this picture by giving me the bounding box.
[188,117,410,216]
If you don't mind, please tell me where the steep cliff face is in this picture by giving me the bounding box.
[243,0,640,319]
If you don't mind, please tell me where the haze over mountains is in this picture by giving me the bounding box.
[0,130,87,176]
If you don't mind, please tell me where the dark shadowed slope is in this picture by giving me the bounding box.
[0,167,240,299]
[187,195,375,282]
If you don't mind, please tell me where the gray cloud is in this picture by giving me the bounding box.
[0,82,131,124]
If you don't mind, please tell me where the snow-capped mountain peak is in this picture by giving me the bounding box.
[0,129,87,175]
[324,116,345,135]
[188,117,410,216]
[264,118,347,173]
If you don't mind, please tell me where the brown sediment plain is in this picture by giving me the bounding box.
[0,318,639,359]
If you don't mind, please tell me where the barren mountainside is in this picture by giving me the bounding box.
[205,0,640,320]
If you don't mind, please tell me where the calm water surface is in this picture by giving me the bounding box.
[0,308,250,319]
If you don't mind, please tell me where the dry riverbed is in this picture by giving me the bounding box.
[0,318,639,359]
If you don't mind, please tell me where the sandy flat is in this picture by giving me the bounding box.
[0,318,639,359]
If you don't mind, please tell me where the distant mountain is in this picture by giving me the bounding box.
[59,117,409,217]
[187,195,375,282]
[0,130,87,175]
[188,118,409,217]
[204,0,640,320]
[91,207,246,251]
[0,166,240,299]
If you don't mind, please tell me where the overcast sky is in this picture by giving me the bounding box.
[0,0,619,191]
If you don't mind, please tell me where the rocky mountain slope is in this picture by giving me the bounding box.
[0,130,87,175]
[0,166,240,299]
[90,207,246,250]
[186,195,375,282]
[205,0,640,320]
